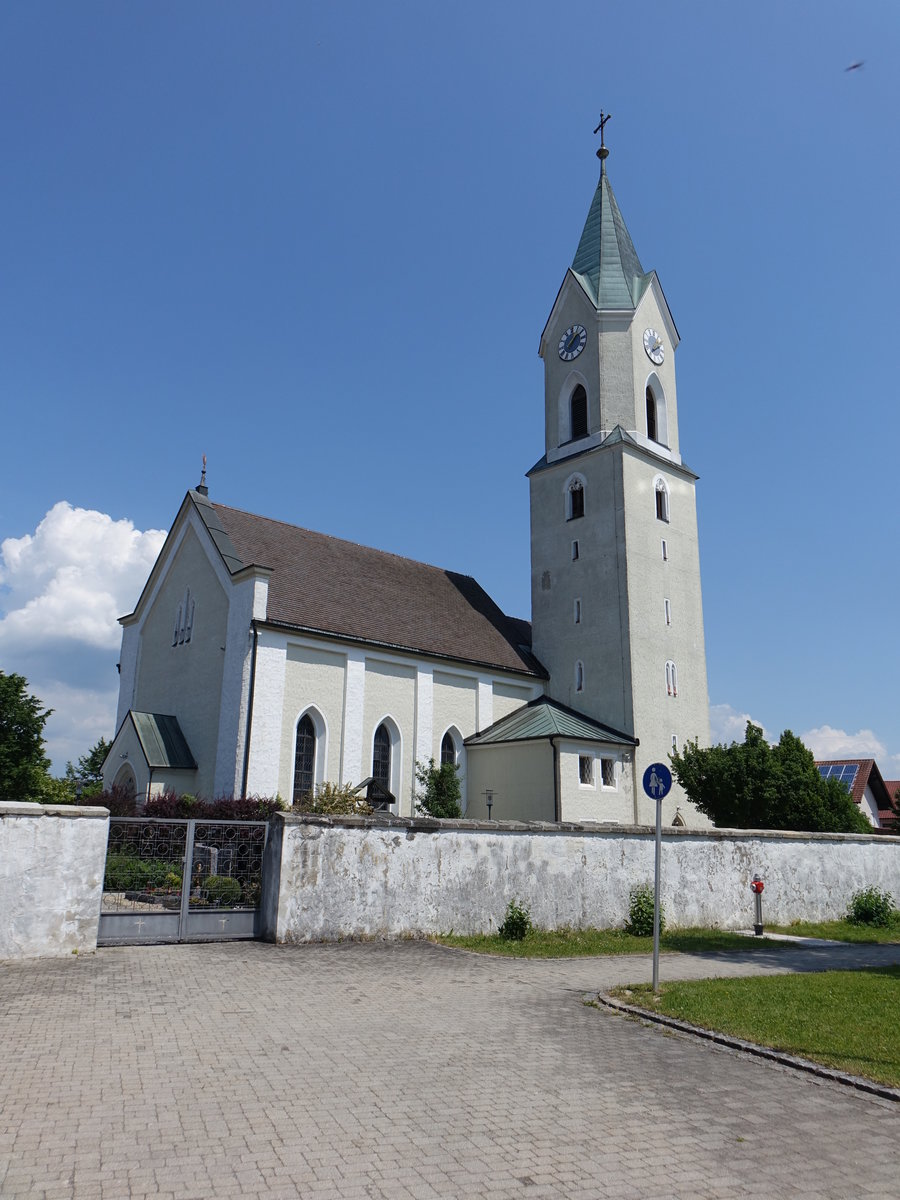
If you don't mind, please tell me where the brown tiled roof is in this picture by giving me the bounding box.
[880,780,900,828]
[199,496,545,678]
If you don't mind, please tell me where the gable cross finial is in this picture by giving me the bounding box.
[197,454,208,497]
[593,111,611,163]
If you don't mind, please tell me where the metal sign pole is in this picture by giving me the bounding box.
[642,761,672,997]
[652,793,662,993]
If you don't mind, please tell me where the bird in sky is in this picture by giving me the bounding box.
[845,60,865,72]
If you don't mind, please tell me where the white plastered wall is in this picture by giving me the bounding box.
[275,642,347,802]
[465,741,555,823]
[559,740,634,824]
[621,450,710,825]
[363,658,416,814]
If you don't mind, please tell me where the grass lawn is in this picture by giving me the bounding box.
[615,967,900,1088]
[765,918,900,944]
[432,926,789,958]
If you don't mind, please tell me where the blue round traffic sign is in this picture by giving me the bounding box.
[643,762,672,799]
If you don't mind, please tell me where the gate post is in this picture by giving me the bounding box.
[178,819,197,940]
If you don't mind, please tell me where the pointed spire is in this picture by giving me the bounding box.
[196,454,208,497]
[571,117,647,310]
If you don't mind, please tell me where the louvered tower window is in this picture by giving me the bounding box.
[646,386,658,442]
[570,386,588,440]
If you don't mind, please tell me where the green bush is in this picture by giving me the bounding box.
[626,882,664,937]
[415,758,462,818]
[104,854,181,891]
[498,899,532,941]
[301,781,372,815]
[846,887,895,927]
[203,875,242,907]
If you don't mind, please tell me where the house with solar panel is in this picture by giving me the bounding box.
[103,140,711,827]
[815,760,899,830]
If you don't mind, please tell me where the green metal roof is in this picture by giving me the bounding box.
[571,166,650,310]
[466,696,636,748]
[130,712,197,770]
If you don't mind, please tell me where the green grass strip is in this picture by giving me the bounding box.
[618,968,900,1087]
[765,918,900,944]
[433,926,788,958]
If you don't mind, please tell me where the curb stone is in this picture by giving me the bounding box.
[595,992,900,1104]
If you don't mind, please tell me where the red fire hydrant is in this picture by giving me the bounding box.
[750,874,765,936]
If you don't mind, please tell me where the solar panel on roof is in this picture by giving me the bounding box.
[817,763,858,791]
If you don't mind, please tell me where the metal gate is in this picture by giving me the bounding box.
[98,818,268,945]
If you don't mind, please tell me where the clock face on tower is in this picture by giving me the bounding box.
[643,328,665,365]
[558,325,587,361]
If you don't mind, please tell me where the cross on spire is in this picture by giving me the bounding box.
[593,111,611,164]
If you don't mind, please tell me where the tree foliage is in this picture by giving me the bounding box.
[670,722,872,833]
[415,757,462,818]
[0,671,53,802]
[65,736,112,795]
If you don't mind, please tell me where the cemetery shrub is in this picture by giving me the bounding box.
[204,875,242,907]
[498,899,532,941]
[626,882,664,937]
[846,887,895,927]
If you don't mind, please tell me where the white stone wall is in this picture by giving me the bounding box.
[0,803,109,960]
[266,814,900,942]
[246,627,543,817]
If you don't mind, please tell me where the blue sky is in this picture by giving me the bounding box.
[2,1,898,776]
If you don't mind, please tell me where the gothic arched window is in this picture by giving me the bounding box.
[575,660,585,692]
[441,731,457,766]
[373,723,392,791]
[570,385,588,441]
[293,714,316,805]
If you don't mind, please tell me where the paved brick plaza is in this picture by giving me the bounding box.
[1,939,899,1199]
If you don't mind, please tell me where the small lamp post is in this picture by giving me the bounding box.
[483,789,494,820]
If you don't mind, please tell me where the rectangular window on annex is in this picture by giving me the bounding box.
[578,755,593,785]
[600,758,615,788]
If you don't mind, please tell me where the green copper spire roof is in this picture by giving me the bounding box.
[571,165,648,310]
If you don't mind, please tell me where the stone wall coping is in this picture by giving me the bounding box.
[276,810,899,844]
[0,802,110,819]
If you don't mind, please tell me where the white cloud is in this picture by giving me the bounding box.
[0,502,166,771]
[709,703,770,745]
[0,502,165,651]
[799,725,887,762]
[30,680,120,773]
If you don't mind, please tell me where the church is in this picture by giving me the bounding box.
[103,135,711,827]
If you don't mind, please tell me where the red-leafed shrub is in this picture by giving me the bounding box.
[143,791,285,820]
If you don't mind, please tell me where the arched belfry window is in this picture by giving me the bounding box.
[570,385,588,441]
[655,478,670,523]
[293,714,316,805]
[567,479,585,521]
[645,373,668,446]
[373,723,392,791]
[646,386,658,442]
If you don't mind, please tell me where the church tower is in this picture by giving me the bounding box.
[529,126,710,824]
